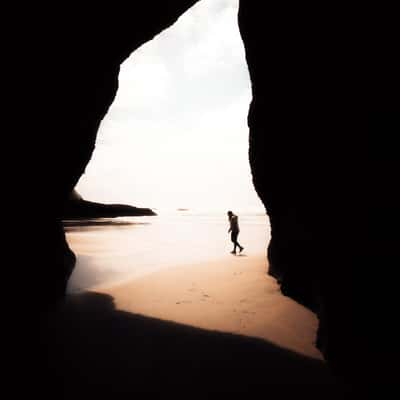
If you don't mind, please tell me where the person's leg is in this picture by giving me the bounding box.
[231,232,237,254]
[236,234,244,252]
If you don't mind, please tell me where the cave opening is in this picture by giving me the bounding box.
[66,0,269,290]
[62,0,323,363]
[66,0,269,293]
[76,0,262,216]
[34,1,342,387]
[30,0,369,386]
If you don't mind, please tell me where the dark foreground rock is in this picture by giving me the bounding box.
[8,0,399,390]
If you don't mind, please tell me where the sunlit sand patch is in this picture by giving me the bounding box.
[95,254,322,360]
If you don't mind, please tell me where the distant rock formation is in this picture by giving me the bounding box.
[63,190,156,219]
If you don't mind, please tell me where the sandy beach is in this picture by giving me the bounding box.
[40,249,346,395]
[36,214,351,395]
[95,254,322,360]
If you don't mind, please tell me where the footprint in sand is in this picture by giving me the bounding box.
[200,295,210,302]
[239,319,246,328]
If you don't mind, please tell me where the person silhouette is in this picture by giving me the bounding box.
[227,211,244,255]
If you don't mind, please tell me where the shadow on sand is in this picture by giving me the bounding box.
[39,292,351,396]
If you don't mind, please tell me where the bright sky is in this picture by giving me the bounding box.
[76,0,264,214]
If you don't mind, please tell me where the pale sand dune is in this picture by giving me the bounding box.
[93,254,322,360]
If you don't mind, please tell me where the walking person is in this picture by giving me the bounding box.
[227,210,244,255]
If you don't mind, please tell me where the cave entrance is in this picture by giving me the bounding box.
[64,0,323,360]
[77,0,262,215]
[69,0,268,288]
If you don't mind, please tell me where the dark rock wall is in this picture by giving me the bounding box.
[238,2,351,370]
[22,2,199,305]
[34,2,200,213]
[238,2,399,382]
[13,0,398,384]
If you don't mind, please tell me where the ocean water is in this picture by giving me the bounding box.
[65,212,270,293]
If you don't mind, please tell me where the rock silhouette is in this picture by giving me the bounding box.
[63,190,156,219]
[8,0,399,389]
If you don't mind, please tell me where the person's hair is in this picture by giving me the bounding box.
[227,210,233,215]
